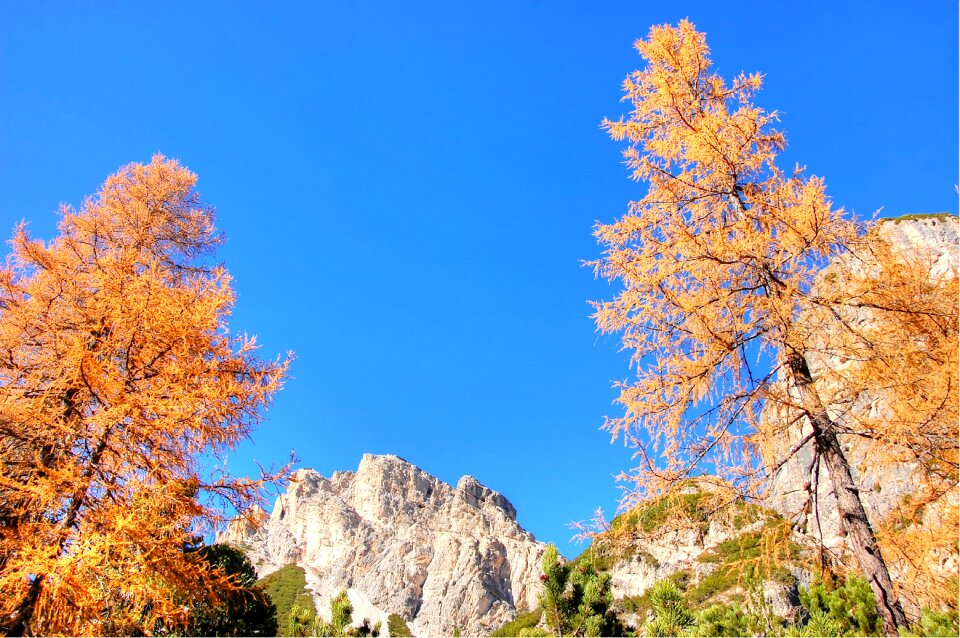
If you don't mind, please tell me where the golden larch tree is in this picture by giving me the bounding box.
[590,21,955,634]
[0,156,292,635]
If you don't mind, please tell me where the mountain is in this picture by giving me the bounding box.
[220,454,547,637]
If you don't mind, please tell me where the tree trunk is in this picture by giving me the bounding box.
[787,353,907,636]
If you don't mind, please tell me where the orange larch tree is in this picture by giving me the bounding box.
[0,156,292,635]
[590,21,955,635]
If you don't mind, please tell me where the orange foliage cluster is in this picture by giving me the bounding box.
[0,156,291,635]
[592,20,857,501]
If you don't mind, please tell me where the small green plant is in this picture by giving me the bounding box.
[787,609,844,637]
[287,603,317,637]
[259,564,317,636]
[798,575,881,636]
[287,590,380,637]
[623,575,791,637]
[641,579,694,637]
[387,614,413,637]
[689,603,752,637]
[900,608,960,637]
[490,609,543,637]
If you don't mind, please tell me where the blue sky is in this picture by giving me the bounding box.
[1,1,956,558]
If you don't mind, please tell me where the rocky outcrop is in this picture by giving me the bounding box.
[219,454,547,637]
[764,215,958,552]
[580,492,811,628]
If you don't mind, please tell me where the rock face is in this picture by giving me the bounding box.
[220,454,547,637]
[764,216,958,551]
[609,508,808,621]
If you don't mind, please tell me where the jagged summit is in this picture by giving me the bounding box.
[220,454,545,637]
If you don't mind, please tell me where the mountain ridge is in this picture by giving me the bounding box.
[220,454,547,637]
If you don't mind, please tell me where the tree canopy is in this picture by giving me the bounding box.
[591,21,957,634]
[0,156,291,635]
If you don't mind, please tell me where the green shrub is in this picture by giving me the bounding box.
[900,608,960,637]
[538,545,627,637]
[611,492,712,536]
[794,575,882,636]
[174,544,278,637]
[490,609,542,637]
[641,580,694,637]
[287,590,381,638]
[387,614,413,638]
[689,603,752,637]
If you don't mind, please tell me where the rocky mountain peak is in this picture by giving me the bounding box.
[220,454,546,637]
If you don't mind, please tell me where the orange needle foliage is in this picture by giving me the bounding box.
[591,21,956,634]
[593,18,855,509]
[0,156,291,635]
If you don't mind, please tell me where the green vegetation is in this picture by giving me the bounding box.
[625,572,959,637]
[538,545,626,636]
[611,492,711,536]
[796,575,882,636]
[888,212,956,223]
[900,608,960,638]
[687,521,798,606]
[490,609,543,637]
[285,590,381,637]
[688,603,754,637]
[568,493,714,573]
[640,580,694,637]
[633,576,783,637]
[618,570,690,621]
[571,490,798,618]
[572,491,779,578]
[387,614,414,637]
[258,565,316,636]
[174,544,278,637]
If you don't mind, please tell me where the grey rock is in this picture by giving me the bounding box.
[219,454,546,637]
[764,216,958,558]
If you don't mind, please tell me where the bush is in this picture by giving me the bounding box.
[796,575,881,636]
[490,609,543,637]
[689,603,752,637]
[902,608,960,637]
[641,580,694,637]
[287,590,381,638]
[177,544,279,637]
[387,614,413,637]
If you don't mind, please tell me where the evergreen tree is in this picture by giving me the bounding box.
[538,546,625,637]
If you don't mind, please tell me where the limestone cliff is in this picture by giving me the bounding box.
[759,215,958,614]
[764,215,958,550]
[219,454,547,637]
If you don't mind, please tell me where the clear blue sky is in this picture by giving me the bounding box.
[1,1,956,558]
